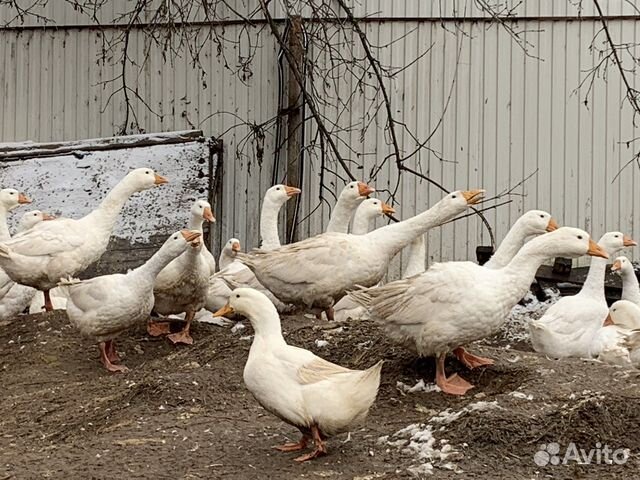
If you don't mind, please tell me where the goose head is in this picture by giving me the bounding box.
[0,188,31,212]
[19,210,56,231]
[264,184,301,206]
[160,229,201,258]
[355,198,395,221]
[224,237,242,256]
[125,168,168,192]
[516,210,559,236]
[608,300,640,329]
[526,227,607,259]
[597,231,637,257]
[213,287,279,327]
[611,256,634,276]
[191,199,215,223]
[434,189,485,218]
[340,181,375,205]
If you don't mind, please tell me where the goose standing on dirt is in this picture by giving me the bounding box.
[350,227,607,395]
[484,210,558,269]
[213,288,383,462]
[529,232,636,358]
[237,190,484,316]
[60,230,200,372]
[149,201,213,344]
[333,198,395,322]
[325,181,375,233]
[0,210,56,320]
[611,256,640,306]
[0,168,168,311]
[260,185,301,250]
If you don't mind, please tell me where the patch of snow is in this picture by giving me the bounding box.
[397,380,441,394]
[315,339,329,348]
[509,391,533,401]
[499,289,560,343]
[230,322,245,334]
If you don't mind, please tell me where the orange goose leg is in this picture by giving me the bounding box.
[99,342,129,373]
[453,347,494,369]
[168,310,195,345]
[43,290,54,312]
[294,425,327,462]
[435,353,473,396]
[273,435,310,452]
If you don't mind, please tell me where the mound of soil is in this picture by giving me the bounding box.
[1,311,639,479]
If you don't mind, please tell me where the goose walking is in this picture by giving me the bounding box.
[60,230,200,372]
[350,227,607,395]
[213,288,383,462]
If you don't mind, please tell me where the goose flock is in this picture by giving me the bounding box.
[2,167,639,462]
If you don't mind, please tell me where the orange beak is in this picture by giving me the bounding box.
[284,186,301,197]
[232,241,241,252]
[357,182,375,197]
[42,213,56,221]
[381,202,395,215]
[603,313,614,327]
[587,239,609,259]
[546,218,559,232]
[213,304,235,317]
[461,189,485,205]
[611,260,623,272]
[154,173,169,185]
[18,193,31,204]
[623,235,637,247]
[203,206,215,222]
[180,230,201,243]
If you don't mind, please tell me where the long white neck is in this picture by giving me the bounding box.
[403,236,426,278]
[247,302,286,341]
[219,249,235,269]
[326,197,359,233]
[497,239,561,302]
[365,200,460,258]
[620,268,640,304]
[188,214,204,232]
[351,212,376,235]
[0,208,10,241]
[260,198,284,250]
[578,257,609,302]
[84,179,140,230]
[485,218,528,269]
[132,245,183,282]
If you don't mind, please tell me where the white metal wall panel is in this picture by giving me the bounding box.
[2,5,640,272]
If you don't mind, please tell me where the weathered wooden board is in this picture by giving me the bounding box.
[0,133,216,276]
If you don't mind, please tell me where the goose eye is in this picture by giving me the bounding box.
[145,171,151,175]
[276,187,280,190]
[451,194,457,198]
[9,192,14,195]
[540,214,544,218]
[577,235,583,240]
[615,235,620,238]
[235,294,240,298]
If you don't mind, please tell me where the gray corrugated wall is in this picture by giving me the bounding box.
[1,1,639,274]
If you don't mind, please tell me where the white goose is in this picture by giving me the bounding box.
[60,230,200,372]
[611,256,640,306]
[187,199,216,275]
[219,237,241,270]
[0,210,56,320]
[213,288,383,462]
[326,181,375,233]
[260,184,301,250]
[237,190,484,315]
[149,202,212,344]
[0,168,168,311]
[529,232,636,359]
[588,301,640,366]
[350,227,607,395]
[484,210,559,269]
[402,235,426,278]
[0,188,32,299]
[333,198,395,322]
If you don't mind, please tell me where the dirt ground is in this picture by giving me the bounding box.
[2,310,639,479]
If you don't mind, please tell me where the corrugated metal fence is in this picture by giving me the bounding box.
[1,1,640,276]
